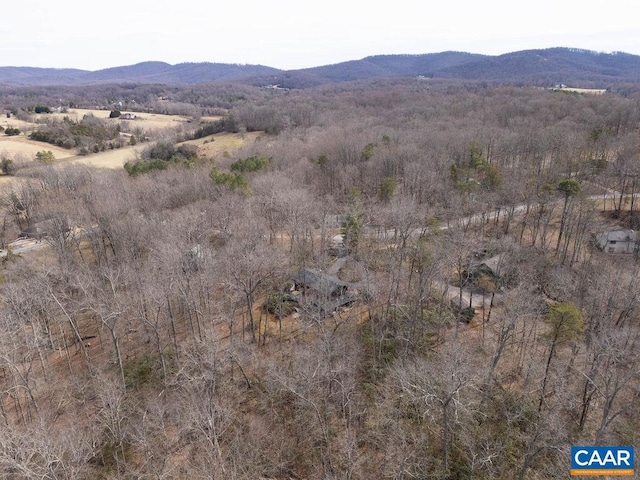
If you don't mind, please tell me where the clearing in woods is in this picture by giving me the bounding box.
[1,108,199,134]
[31,108,197,131]
[68,130,264,169]
[179,131,263,158]
[0,135,76,160]
[1,109,258,170]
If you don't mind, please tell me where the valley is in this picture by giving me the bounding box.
[0,73,639,479]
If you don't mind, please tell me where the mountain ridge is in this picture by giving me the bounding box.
[1,48,639,87]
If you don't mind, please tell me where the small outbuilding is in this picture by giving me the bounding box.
[593,229,638,254]
[18,224,48,240]
[18,218,69,241]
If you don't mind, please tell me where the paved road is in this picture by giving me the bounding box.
[365,190,640,241]
[3,187,636,261]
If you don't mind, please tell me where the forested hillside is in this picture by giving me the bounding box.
[2,48,640,87]
[0,78,639,479]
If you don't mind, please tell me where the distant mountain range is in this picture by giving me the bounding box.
[2,48,640,87]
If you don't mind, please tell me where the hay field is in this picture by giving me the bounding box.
[2,109,194,137]
[66,144,148,169]
[0,115,33,132]
[68,131,263,169]
[180,131,263,159]
[0,135,76,160]
[1,109,194,156]
[556,87,607,95]
[2,106,260,170]
[35,108,194,132]
[201,116,223,123]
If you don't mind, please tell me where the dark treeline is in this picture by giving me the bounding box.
[0,79,639,479]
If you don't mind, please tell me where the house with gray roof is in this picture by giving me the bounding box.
[291,268,358,314]
[593,229,638,254]
[291,268,349,298]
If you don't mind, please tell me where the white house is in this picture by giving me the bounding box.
[593,229,638,254]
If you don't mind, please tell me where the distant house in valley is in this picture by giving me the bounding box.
[593,229,638,254]
[19,221,56,240]
[18,224,49,240]
[18,218,69,241]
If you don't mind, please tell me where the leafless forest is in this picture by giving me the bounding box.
[0,78,639,479]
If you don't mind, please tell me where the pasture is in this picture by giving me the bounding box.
[0,115,33,132]
[555,87,607,95]
[180,131,263,158]
[1,110,247,170]
[0,135,76,160]
[35,108,195,131]
[66,144,149,169]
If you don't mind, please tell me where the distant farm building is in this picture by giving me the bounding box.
[18,224,49,240]
[18,218,69,240]
[593,229,638,254]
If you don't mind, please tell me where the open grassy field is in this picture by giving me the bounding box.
[1,107,258,174]
[36,108,196,131]
[0,115,33,132]
[65,144,149,169]
[0,131,261,173]
[180,131,263,158]
[0,110,238,168]
[0,108,198,136]
[1,109,195,157]
[69,131,265,169]
[555,87,607,95]
[2,108,195,134]
[0,135,76,161]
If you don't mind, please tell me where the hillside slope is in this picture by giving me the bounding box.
[1,48,639,87]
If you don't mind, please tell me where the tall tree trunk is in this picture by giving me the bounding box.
[539,336,557,412]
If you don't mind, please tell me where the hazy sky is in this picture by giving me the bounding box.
[3,0,639,70]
